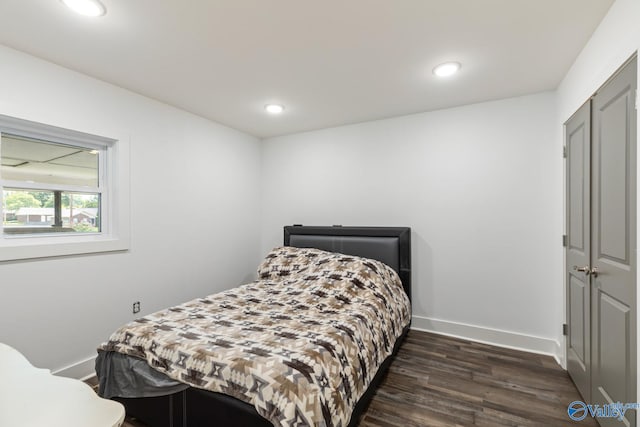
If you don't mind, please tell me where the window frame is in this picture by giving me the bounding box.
[0,114,130,261]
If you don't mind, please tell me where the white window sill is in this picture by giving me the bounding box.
[0,234,129,261]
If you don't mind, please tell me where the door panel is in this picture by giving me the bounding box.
[596,291,630,401]
[566,100,592,401]
[591,56,637,427]
[569,124,587,253]
[569,276,587,369]
[598,90,631,263]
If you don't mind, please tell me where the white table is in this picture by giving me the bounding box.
[0,343,125,427]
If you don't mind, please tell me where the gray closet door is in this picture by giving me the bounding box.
[591,56,636,427]
[566,100,592,402]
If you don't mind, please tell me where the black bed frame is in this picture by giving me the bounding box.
[114,225,412,427]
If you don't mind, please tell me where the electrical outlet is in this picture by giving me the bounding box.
[132,301,141,314]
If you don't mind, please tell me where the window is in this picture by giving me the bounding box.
[2,134,103,235]
[0,115,129,261]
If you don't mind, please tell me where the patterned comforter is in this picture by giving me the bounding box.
[99,246,411,427]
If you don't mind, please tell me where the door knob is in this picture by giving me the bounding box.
[573,265,591,275]
[590,267,599,277]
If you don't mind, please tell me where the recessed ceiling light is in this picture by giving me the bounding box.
[61,0,106,17]
[265,104,285,114]
[433,62,461,77]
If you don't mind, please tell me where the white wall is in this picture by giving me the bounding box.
[2,0,636,381]
[261,92,562,357]
[556,0,640,394]
[0,45,263,377]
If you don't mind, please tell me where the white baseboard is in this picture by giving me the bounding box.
[52,354,97,381]
[555,337,566,369]
[411,315,563,366]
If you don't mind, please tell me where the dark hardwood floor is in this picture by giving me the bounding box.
[92,330,594,427]
[358,330,594,427]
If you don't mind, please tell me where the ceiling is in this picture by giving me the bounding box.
[0,0,614,138]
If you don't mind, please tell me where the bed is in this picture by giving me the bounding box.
[96,225,411,427]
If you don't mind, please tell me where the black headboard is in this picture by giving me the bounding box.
[284,225,411,301]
